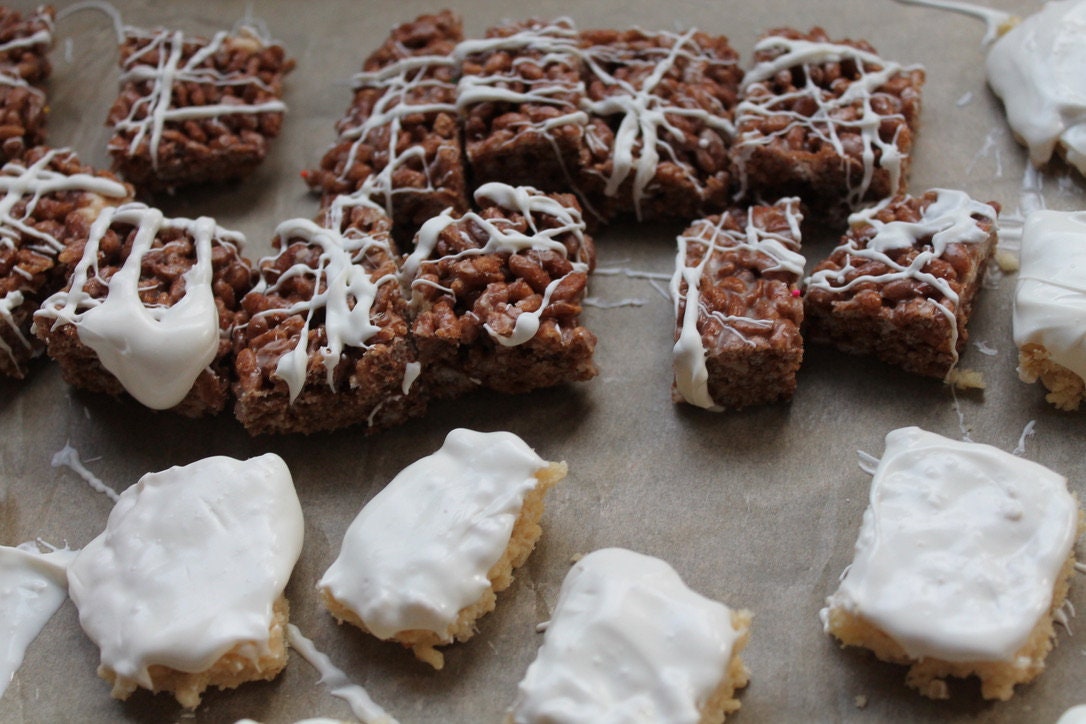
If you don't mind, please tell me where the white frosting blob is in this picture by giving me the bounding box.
[67,454,304,687]
[1012,209,1086,381]
[1058,705,1086,724]
[509,548,745,724]
[986,0,1086,174]
[318,428,547,640]
[822,426,1079,663]
[36,203,241,410]
[0,543,78,699]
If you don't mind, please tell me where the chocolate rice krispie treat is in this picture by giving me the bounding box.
[34,202,255,416]
[233,193,426,436]
[575,26,743,223]
[456,18,587,193]
[0,5,55,162]
[305,11,468,246]
[107,23,293,193]
[405,182,597,398]
[804,189,999,380]
[0,146,132,378]
[733,28,924,221]
[671,198,806,410]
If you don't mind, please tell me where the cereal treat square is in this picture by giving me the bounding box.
[67,454,303,709]
[232,193,426,436]
[733,28,924,220]
[405,182,597,398]
[107,23,293,193]
[456,18,588,193]
[0,147,132,378]
[508,548,752,723]
[305,11,468,245]
[822,426,1083,701]
[671,197,805,410]
[319,428,565,670]
[804,189,999,380]
[34,202,255,416]
[1013,209,1086,411]
[576,27,743,223]
[0,5,55,162]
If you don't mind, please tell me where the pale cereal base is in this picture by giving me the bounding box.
[698,608,753,724]
[1018,344,1085,411]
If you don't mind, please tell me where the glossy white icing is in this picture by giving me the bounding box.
[670,199,805,409]
[252,194,399,402]
[986,0,1086,175]
[822,426,1079,662]
[67,454,303,688]
[805,189,998,374]
[509,547,746,724]
[1013,209,1086,381]
[114,25,288,171]
[736,36,921,206]
[0,543,77,700]
[580,29,737,219]
[403,183,589,347]
[36,203,243,409]
[286,624,399,724]
[318,428,547,640]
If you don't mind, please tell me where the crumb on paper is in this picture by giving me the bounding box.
[854,694,868,709]
[569,552,584,564]
[947,368,985,390]
[995,248,1019,273]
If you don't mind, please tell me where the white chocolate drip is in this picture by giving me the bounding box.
[580,29,737,219]
[735,36,921,207]
[1012,209,1086,381]
[509,547,746,724]
[892,0,1014,45]
[114,25,287,170]
[0,543,77,700]
[36,203,242,410]
[986,0,1086,176]
[67,454,304,689]
[805,189,998,374]
[0,10,52,57]
[822,427,1079,662]
[670,199,805,409]
[318,428,548,641]
[403,182,589,347]
[252,194,399,402]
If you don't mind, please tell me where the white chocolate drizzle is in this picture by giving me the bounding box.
[735,36,921,207]
[318,428,548,641]
[670,199,804,409]
[0,9,53,57]
[892,0,1014,45]
[509,547,747,724]
[252,193,400,402]
[403,182,590,347]
[822,426,1080,662]
[805,189,998,375]
[36,202,242,410]
[986,0,1086,176]
[67,454,304,690]
[1012,209,1086,381]
[580,28,737,219]
[113,25,288,171]
[0,542,77,700]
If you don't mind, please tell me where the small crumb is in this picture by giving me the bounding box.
[569,552,584,564]
[997,16,1020,37]
[995,248,1019,273]
[947,368,986,390]
[854,694,868,709]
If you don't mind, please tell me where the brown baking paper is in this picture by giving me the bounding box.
[1,0,1083,722]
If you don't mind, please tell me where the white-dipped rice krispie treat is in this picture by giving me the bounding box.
[508,547,751,723]
[822,426,1082,700]
[318,428,565,669]
[67,454,304,708]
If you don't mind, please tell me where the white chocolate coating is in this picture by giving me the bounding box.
[67,454,303,687]
[1013,209,1086,381]
[0,543,77,699]
[36,203,243,409]
[670,199,805,410]
[735,36,921,206]
[986,0,1086,175]
[822,426,1079,662]
[805,189,998,373]
[509,547,745,724]
[318,428,548,640]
